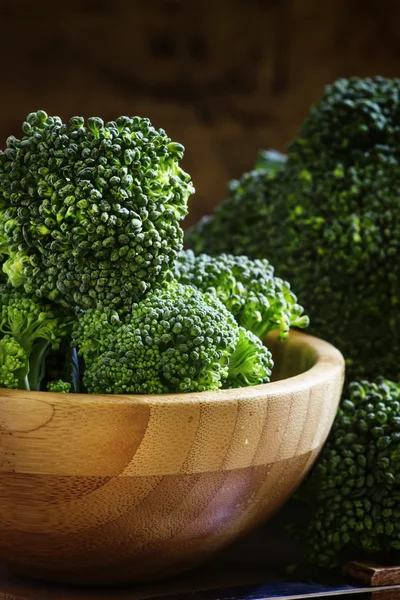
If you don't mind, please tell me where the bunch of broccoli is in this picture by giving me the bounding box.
[187,77,400,383]
[187,76,400,568]
[1,84,399,570]
[0,110,307,393]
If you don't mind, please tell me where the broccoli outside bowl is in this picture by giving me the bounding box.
[0,330,344,584]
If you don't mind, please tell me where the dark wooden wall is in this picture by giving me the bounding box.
[1,0,400,226]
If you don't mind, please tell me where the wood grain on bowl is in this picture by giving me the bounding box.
[0,330,344,585]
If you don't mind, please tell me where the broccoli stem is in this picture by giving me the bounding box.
[16,366,30,390]
[28,339,50,391]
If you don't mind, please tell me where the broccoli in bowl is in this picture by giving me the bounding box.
[0,110,308,394]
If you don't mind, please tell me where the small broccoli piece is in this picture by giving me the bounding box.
[0,335,27,389]
[0,111,194,311]
[73,282,273,394]
[72,307,121,360]
[299,378,400,568]
[0,285,71,390]
[174,251,308,340]
[226,327,273,388]
[78,283,237,394]
[43,343,81,393]
[46,379,71,393]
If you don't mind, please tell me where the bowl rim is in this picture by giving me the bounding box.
[0,330,345,407]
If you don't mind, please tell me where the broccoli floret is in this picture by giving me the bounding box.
[0,335,27,389]
[187,77,400,381]
[0,111,194,311]
[173,251,308,340]
[73,282,273,394]
[46,379,71,393]
[290,76,400,168]
[298,378,400,568]
[0,285,71,390]
[72,307,121,360]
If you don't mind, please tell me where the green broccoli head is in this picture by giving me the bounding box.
[74,282,273,395]
[300,378,400,568]
[273,77,400,380]
[290,76,400,168]
[173,250,308,340]
[46,379,71,393]
[0,111,194,310]
[187,77,400,381]
[269,152,400,380]
[0,334,27,389]
[0,285,72,390]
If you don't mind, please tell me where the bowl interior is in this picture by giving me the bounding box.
[267,330,317,382]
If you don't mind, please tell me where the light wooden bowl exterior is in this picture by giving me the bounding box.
[0,330,344,585]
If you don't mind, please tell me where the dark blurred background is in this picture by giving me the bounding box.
[1,0,399,226]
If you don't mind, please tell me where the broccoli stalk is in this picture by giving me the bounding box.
[27,338,50,392]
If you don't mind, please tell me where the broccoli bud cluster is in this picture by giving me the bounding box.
[0,334,27,389]
[46,379,71,393]
[174,250,308,340]
[0,110,194,310]
[291,77,400,168]
[0,109,304,394]
[73,282,273,395]
[300,378,400,567]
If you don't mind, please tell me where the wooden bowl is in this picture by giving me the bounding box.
[0,330,344,585]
